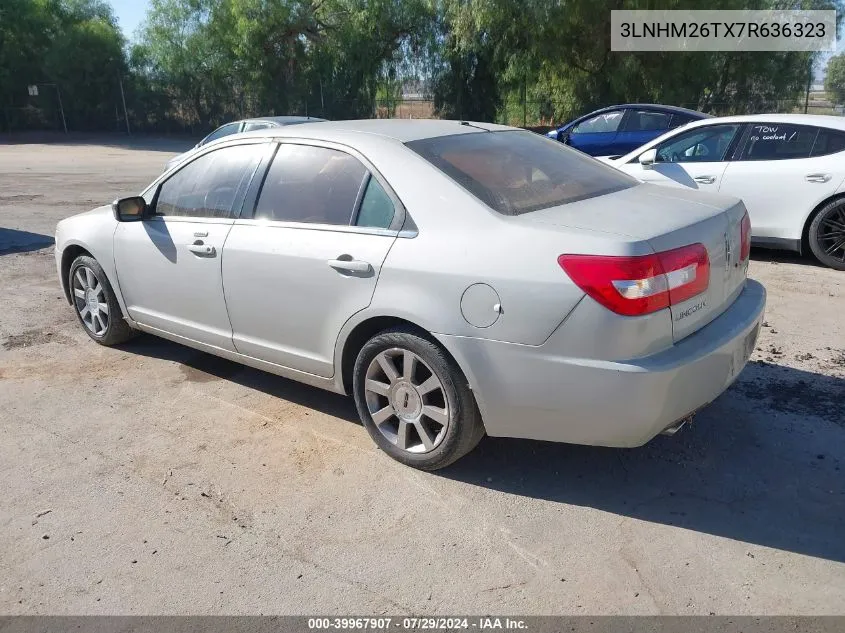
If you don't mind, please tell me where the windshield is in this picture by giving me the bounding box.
[407,130,636,216]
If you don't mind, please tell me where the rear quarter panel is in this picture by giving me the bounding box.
[355,139,654,346]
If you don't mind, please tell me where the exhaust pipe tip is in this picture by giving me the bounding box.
[661,415,694,436]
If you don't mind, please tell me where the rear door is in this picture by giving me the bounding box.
[566,109,625,156]
[114,142,265,349]
[718,123,845,241]
[222,141,402,377]
[613,108,673,156]
[628,122,744,194]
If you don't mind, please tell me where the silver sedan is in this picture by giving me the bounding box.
[55,120,766,470]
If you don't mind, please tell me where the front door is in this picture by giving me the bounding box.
[222,142,401,377]
[114,142,264,350]
[566,109,625,156]
[619,122,743,194]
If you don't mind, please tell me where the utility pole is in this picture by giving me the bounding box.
[805,56,813,114]
[44,83,68,134]
[523,73,528,128]
[118,73,131,135]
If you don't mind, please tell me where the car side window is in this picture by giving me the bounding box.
[656,124,741,163]
[624,110,672,132]
[572,111,624,134]
[355,176,395,229]
[242,121,273,132]
[810,128,845,157]
[201,122,241,146]
[669,113,697,128]
[739,124,817,161]
[155,145,261,219]
[255,144,368,225]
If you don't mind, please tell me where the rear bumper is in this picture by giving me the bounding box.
[435,279,766,447]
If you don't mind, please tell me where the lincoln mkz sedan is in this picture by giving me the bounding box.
[55,120,766,470]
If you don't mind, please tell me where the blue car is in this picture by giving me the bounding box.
[546,104,710,157]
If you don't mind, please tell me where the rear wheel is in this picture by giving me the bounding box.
[69,255,135,345]
[352,327,484,470]
[809,198,845,270]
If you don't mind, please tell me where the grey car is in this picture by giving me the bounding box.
[55,120,766,470]
[164,115,325,172]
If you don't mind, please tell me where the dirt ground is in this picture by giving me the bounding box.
[0,137,843,615]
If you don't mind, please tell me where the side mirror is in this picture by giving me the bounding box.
[112,196,148,222]
[638,148,657,169]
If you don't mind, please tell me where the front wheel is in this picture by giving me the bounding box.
[809,199,845,270]
[69,255,136,345]
[352,328,484,470]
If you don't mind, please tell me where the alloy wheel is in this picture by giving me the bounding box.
[72,265,110,337]
[818,206,845,263]
[363,348,450,454]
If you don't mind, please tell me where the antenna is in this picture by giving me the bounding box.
[458,121,491,132]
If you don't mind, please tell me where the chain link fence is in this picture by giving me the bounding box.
[3,93,843,137]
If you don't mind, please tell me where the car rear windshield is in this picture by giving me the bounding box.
[406,130,636,215]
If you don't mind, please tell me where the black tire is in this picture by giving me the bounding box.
[68,255,136,345]
[352,327,485,470]
[808,198,845,270]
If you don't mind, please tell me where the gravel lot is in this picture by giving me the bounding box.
[0,137,843,615]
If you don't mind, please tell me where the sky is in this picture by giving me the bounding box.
[110,0,151,40]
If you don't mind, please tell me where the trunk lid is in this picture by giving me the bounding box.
[521,183,748,342]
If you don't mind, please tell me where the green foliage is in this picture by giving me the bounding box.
[0,0,126,131]
[428,0,840,125]
[824,54,845,105]
[1,0,843,133]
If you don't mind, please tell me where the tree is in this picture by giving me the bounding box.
[44,3,127,130]
[825,54,845,105]
[0,0,127,132]
[428,0,841,125]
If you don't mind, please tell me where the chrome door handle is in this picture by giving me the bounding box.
[187,243,216,256]
[328,258,371,273]
[805,173,831,183]
[693,176,716,184]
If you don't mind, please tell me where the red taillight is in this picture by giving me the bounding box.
[558,244,710,317]
[740,212,751,261]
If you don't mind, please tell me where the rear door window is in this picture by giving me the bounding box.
[407,131,636,216]
[624,110,673,132]
[810,128,845,156]
[242,121,274,132]
[738,124,817,161]
[254,144,368,225]
[669,113,699,128]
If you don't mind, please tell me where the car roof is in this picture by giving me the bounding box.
[237,118,517,143]
[673,112,845,130]
[594,103,710,117]
[569,104,711,122]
